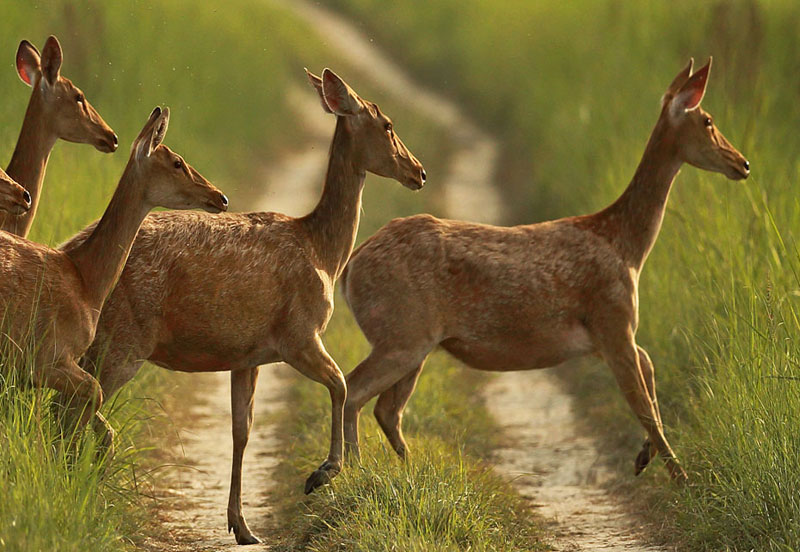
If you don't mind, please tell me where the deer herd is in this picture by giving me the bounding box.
[0,36,749,545]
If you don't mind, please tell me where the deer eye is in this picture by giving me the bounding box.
[174,160,183,169]
[385,122,393,133]
[704,117,712,127]
[75,93,84,104]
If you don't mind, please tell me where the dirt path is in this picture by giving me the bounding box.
[273,2,665,551]
[143,85,330,551]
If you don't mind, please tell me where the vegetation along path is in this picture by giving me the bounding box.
[147,1,664,549]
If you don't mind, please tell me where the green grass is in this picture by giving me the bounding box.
[272,304,547,551]
[321,1,800,550]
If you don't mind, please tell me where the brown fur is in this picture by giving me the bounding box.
[0,107,226,447]
[341,58,749,482]
[61,69,425,545]
[1,36,117,237]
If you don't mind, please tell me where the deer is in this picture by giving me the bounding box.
[2,36,118,237]
[60,68,425,545]
[340,58,750,482]
[0,168,31,216]
[0,107,228,447]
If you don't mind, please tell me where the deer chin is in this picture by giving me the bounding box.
[202,202,226,214]
[401,177,424,191]
[94,137,118,153]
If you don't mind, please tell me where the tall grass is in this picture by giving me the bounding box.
[323,1,800,549]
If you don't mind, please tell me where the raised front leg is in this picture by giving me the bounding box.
[227,366,261,545]
[600,335,688,482]
[283,336,347,494]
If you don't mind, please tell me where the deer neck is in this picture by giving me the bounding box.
[1,92,58,237]
[595,117,683,271]
[301,117,365,280]
[64,163,151,313]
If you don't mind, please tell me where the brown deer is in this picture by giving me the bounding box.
[1,107,227,445]
[2,36,117,237]
[0,168,31,215]
[61,69,425,545]
[341,58,749,482]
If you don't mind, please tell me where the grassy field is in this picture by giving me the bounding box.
[323,1,800,550]
[0,1,545,550]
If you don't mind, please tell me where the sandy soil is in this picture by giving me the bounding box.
[140,1,664,550]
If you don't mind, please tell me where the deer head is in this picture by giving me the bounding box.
[130,107,229,213]
[661,58,749,180]
[306,68,426,190]
[16,36,118,153]
[0,169,31,215]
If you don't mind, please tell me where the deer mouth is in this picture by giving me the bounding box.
[95,132,119,153]
[202,192,229,213]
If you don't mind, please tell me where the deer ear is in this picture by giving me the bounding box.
[321,69,363,116]
[663,58,693,102]
[16,40,41,87]
[670,58,711,117]
[149,107,170,153]
[133,106,169,160]
[40,36,63,86]
[306,68,332,114]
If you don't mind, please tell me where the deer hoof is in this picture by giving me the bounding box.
[634,439,653,476]
[228,519,260,545]
[304,459,341,494]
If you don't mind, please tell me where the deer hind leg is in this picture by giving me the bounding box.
[344,345,432,462]
[282,336,347,495]
[601,337,687,482]
[634,345,664,475]
[373,363,424,459]
[227,366,260,545]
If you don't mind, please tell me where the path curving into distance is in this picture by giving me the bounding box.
[276,1,667,551]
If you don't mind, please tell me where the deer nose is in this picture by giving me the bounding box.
[112,133,119,147]
[22,190,31,205]
[421,169,427,183]
[743,160,750,172]
[220,193,229,208]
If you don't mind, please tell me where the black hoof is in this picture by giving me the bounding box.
[634,439,652,476]
[304,460,340,494]
[228,521,260,545]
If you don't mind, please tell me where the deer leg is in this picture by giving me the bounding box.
[344,346,431,461]
[601,337,687,482]
[373,363,424,459]
[634,345,663,475]
[37,359,110,447]
[282,336,347,495]
[227,366,260,545]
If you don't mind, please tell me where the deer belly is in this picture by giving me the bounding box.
[150,342,241,372]
[441,323,595,371]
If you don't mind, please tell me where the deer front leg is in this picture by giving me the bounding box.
[227,366,260,545]
[600,336,688,482]
[37,359,112,449]
[283,336,347,494]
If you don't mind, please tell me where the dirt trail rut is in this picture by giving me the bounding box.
[277,2,665,550]
[145,86,330,551]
